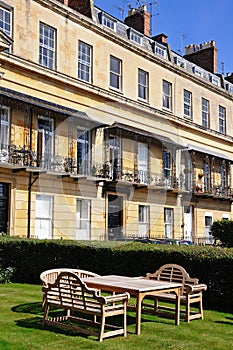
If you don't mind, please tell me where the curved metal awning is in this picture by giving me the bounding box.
[0,87,102,128]
[187,144,232,162]
[107,122,183,148]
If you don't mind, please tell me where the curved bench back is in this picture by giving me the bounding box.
[40,268,99,285]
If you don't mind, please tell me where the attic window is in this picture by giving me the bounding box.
[209,75,220,86]
[128,28,142,45]
[153,42,167,59]
[192,66,204,77]
[174,56,186,68]
[226,83,233,94]
[100,13,116,31]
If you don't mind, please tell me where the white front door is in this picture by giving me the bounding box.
[35,195,53,239]
[184,205,192,241]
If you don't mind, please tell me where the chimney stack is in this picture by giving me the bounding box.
[184,40,218,74]
[59,0,94,19]
[152,33,167,44]
[124,6,151,37]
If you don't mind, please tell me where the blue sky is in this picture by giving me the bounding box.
[95,0,233,76]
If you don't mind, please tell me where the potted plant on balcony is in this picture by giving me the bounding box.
[195,185,202,193]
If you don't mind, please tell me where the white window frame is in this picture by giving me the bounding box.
[153,42,167,59]
[164,208,173,238]
[0,6,12,52]
[162,80,172,110]
[39,23,56,70]
[202,98,209,128]
[163,150,172,187]
[0,106,10,149]
[138,205,149,237]
[138,142,148,184]
[77,128,91,175]
[204,213,213,244]
[101,13,116,31]
[138,69,149,101]
[110,55,122,91]
[109,136,121,180]
[129,28,142,45]
[38,116,54,166]
[219,105,226,134]
[174,56,186,68]
[184,90,192,118]
[192,65,204,77]
[78,41,92,83]
[76,199,90,240]
[35,195,53,239]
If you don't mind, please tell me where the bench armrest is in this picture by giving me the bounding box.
[101,292,130,304]
[186,283,207,294]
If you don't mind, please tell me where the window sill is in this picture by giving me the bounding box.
[109,86,123,94]
[138,97,149,105]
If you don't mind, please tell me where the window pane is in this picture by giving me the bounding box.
[110,56,121,90]
[163,81,172,110]
[39,23,56,69]
[78,41,92,82]
[138,69,148,100]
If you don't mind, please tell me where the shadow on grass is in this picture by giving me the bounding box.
[215,315,233,326]
[12,302,43,315]
[12,302,142,337]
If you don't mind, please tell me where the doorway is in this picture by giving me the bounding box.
[184,205,193,241]
[0,183,9,233]
[108,194,123,240]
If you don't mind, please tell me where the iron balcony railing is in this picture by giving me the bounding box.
[0,145,232,196]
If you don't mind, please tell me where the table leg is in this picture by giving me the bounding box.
[174,287,181,326]
[136,293,143,335]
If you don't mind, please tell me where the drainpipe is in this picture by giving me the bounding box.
[27,172,38,238]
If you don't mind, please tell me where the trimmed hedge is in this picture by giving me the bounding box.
[211,219,233,247]
[0,238,233,312]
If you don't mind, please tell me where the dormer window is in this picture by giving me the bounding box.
[153,42,167,59]
[192,66,204,77]
[226,83,233,94]
[128,28,142,45]
[174,56,186,68]
[209,75,220,86]
[100,13,116,31]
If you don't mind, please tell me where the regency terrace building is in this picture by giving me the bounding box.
[0,0,233,244]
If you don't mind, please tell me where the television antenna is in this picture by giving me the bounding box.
[114,5,125,20]
[177,33,188,55]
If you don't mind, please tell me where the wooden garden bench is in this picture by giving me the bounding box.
[41,271,130,342]
[142,263,207,322]
[40,268,99,285]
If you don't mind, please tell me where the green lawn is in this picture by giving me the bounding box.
[0,283,232,350]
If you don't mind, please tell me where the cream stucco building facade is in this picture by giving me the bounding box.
[0,0,233,244]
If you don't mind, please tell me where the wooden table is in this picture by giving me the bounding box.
[84,275,182,335]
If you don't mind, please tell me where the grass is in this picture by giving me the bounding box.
[0,283,233,350]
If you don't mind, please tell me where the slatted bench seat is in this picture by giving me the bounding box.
[142,263,207,322]
[41,271,130,342]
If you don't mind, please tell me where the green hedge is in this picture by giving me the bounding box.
[0,238,233,312]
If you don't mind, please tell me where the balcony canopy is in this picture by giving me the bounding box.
[187,144,232,162]
[107,122,183,148]
[0,87,102,128]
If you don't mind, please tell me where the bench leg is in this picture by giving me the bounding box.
[98,315,105,342]
[43,303,49,326]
